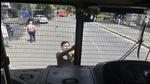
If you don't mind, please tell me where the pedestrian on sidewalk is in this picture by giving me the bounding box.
[26,20,36,42]
[6,24,14,37]
[1,23,12,47]
[56,41,75,65]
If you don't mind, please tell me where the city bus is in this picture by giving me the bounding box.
[1,0,150,84]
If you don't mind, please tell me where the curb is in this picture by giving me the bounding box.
[95,23,150,50]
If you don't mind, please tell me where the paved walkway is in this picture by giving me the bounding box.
[3,17,28,25]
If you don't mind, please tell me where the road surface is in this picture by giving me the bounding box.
[3,16,150,69]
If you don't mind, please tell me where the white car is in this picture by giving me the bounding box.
[129,21,137,27]
[33,15,48,24]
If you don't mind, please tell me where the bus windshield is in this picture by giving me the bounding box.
[1,2,150,69]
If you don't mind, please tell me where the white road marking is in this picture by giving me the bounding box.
[94,22,149,51]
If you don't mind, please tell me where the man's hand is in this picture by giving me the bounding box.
[57,45,75,57]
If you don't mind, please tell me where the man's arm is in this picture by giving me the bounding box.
[57,45,75,57]
[56,52,62,65]
[26,25,29,32]
[56,45,75,65]
[33,25,36,32]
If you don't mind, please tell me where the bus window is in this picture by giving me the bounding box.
[1,2,76,69]
[81,12,150,65]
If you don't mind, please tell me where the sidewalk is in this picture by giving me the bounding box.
[95,22,150,49]
[3,17,28,25]
[5,21,58,69]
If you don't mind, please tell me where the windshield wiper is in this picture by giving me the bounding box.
[119,40,140,60]
[137,17,147,59]
[119,16,148,60]
[145,49,150,61]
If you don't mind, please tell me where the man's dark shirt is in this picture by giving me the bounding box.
[56,50,74,65]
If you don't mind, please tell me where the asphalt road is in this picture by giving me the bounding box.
[82,22,149,65]
[4,16,150,69]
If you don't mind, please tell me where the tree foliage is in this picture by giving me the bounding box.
[35,4,52,12]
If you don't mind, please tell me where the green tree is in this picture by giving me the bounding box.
[35,4,52,12]
[66,6,76,14]
[17,3,31,10]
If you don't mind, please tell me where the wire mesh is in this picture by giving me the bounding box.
[1,3,150,69]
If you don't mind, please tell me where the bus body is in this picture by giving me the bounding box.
[1,0,150,84]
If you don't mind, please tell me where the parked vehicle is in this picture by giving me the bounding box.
[57,9,68,17]
[33,15,48,23]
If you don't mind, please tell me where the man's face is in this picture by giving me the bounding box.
[61,43,70,51]
[29,21,33,24]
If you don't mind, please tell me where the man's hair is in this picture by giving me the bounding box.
[61,41,70,47]
[26,18,33,24]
